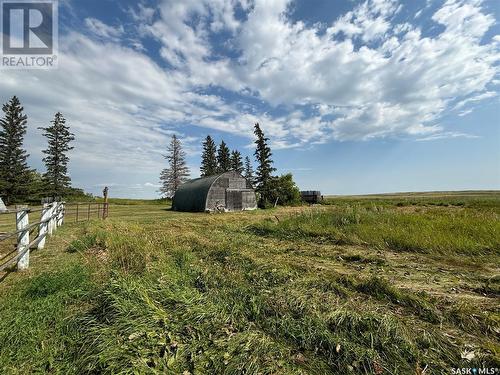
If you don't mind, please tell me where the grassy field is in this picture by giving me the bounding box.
[0,191,499,374]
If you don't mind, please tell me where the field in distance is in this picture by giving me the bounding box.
[0,191,498,374]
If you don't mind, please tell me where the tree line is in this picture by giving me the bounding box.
[159,123,301,207]
[200,136,248,177]
[1,95,300,208]
[0,96,79,205]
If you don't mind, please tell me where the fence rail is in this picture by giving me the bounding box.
[0,202,109,273]
[64,202,109,222]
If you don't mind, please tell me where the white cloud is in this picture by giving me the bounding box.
[393,23,411,34]
[218,0,497,140]
[123,0,499,143]
[328,0,398,42]
[416,132,480,142]
[129,4,156,24]
[85,18,124,41]
[454,91,497,110]
[144,182,161,188]
[432,0,494,38]
[0,33,215,186]
[458,108,473,117]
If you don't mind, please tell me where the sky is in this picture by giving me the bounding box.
[1,0,499,198]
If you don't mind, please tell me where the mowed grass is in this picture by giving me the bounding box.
[0,192,499,374]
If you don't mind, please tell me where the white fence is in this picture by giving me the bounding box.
[0,202,65,272]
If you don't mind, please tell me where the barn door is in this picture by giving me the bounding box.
[226,190,242,211]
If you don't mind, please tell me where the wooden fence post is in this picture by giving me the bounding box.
[104,187,109,219]
[55,202,60,227]
[53,202,59,232]
[48,202,56,235]
[57,202,64,227]
[48,203,53,235]
[61,202,65,226]
[16,206,29,271]
[37,203,50,250]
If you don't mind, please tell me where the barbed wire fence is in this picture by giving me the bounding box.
[0,202,109,273]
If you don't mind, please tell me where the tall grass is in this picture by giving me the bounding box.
[323,192,500,212]
[0,264,95,373]
[252,206,500,255]
[66,229,464,374]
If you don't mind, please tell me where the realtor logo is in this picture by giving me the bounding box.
[1,0,58,69]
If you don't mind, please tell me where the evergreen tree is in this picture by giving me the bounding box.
[244,156,254,183]
[216,140,231,173]
[159,135,190,198]
[253,123,276,207]
[230,150,244,174]
[26,170,46,202]
[200,135,217,176]
[0,96,32,204]
[39,112,75,198]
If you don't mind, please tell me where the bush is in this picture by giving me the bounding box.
[262,173,301,207]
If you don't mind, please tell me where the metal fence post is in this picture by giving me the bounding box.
[16,206,30,271]
[38,203,50,250]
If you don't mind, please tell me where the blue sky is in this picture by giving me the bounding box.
[1,0,499,198]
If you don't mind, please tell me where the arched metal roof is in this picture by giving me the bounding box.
[172,172,225,212]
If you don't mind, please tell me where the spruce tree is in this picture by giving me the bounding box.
[0,96,31,204]
[26,170,46,202]
[244,156,254,184]
[230,150,244,174]
[254,123,276,207]
[159,135,190,198]
[216,140,231,173]
[200,135,217,176]
[39,112,75,198]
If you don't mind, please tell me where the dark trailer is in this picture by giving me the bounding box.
[172,171,257,212]
[301,191,323,204]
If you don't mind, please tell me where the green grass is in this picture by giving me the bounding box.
[0,192,499,374]
[324,191,500,212]
[0,263,95,373]
[252,205,500,255]
[95,197,171,205]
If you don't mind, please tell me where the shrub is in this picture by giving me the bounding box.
[259,173,301,208]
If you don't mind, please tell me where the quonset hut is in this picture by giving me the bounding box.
[172,171,257,212]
